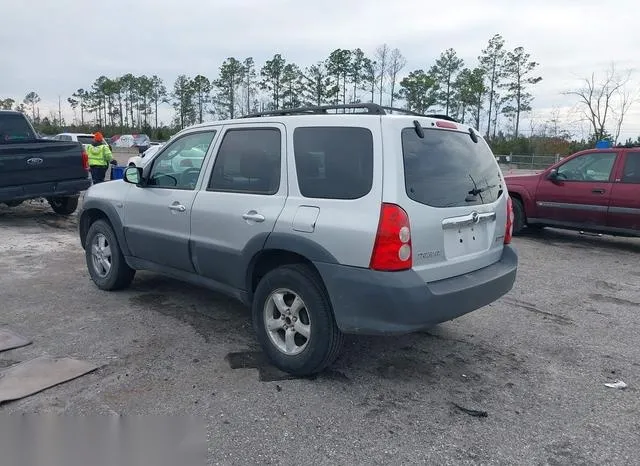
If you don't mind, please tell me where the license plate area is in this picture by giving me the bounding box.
[442,212,495,259]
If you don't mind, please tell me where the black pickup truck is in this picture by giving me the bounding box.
[0,110,92,215]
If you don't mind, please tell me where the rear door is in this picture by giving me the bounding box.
[387,119,508,283]
[189,123,287,290]
[534,151,617,226]
[607,150,640,232]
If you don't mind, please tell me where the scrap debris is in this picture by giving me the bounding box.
[451,402,488,418]
[604,380,628,390]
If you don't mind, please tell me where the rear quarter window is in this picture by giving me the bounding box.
[401,127,503,207]
[0,113,36,143]
[293,127,373,199]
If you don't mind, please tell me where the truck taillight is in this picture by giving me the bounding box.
[370,203,412,271]
[504,197,514,244]
[81,149,89,171]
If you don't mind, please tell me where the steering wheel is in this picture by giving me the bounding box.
[179,168,201,189]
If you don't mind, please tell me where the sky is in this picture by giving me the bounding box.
[2,0,639,141]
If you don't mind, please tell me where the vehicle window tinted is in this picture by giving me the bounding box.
[77,136,94,145]
[208,128,281,195]
[622,152,640,183]
[148,131,216,190]
[401,128,502,207]
[0,113,36,143]
[293,127,373,199]
[557,152,616,182]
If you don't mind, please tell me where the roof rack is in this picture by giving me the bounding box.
[241,103,459,122]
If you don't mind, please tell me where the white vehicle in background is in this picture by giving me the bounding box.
[53,133,95,145]
[127,143,162,167]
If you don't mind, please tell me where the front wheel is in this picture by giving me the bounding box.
[252,264,344,376]
[48,196,78,215]
[511,197,525,235]
[85,219,135,291]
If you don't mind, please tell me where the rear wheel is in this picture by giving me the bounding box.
[85,219,135,291]
[48,196,78,215]
[252,264,343,376]
[511,196,525,235]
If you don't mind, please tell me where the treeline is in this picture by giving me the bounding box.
[3,33,584,153]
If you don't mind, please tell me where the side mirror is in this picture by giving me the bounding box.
[124,166,143,185]
[547,168,559,180]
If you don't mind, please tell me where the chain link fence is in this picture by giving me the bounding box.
[495,154,563,171]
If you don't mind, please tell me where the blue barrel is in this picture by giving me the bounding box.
[110,166,125,180]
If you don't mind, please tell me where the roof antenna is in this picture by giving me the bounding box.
[413,120,424,139]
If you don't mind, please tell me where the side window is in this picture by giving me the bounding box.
[208,128,281,195]
[621,152,640,183]
[293,127,373,199]
[147,131,216,190]
[556,152,616,182]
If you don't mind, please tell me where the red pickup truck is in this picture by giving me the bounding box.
[505,147,640,237]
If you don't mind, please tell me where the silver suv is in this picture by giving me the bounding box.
[79,104,518,375]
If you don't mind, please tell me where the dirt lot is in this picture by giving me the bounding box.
[1,201,639,465]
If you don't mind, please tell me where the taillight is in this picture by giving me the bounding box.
[81,149,89,171]
[504,197,514,244]
[369,203,412,271]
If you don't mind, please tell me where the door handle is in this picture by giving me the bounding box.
[242,211,265,223]
[591,188,606,194]
[168,203,186,212]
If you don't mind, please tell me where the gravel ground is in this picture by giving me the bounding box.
[1,201,639,465]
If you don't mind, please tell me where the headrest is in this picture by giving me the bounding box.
[240,152,275,179]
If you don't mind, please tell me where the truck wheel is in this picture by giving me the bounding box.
[252,264,344,376]
[48,196,79,215]
[85,219,135,291]
[511,197,525,235]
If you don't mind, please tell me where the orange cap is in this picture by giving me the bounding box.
[93,132,104,142]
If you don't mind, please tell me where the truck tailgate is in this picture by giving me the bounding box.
[0,140,87,188]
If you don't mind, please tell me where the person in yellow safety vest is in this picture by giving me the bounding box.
[86,132,113,184]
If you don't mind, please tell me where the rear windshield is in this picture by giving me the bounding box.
[401,127,503,207]
[77,136,94,145]
[0,113,36,143]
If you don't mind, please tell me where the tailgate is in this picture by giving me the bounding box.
[0,141,86,188]
[395,123,508,283]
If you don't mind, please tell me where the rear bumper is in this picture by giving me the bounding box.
[0,178,91,203]
[315,245,518,335]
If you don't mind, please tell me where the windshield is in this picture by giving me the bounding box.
[0,113,36,143]
[401,127,503,208]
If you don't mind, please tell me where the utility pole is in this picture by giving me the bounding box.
[58,95,62,126]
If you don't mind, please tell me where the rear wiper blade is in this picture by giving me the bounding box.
[468,184,498,196]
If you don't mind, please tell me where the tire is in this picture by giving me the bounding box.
[511,196,525,235]
[85,219,135,291]
[252,264,344,376]
[48,196,79,215]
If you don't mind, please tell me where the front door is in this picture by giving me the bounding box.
[535,151,617,227]
[190,124,287,290]
[123,130,217,272]
[607,151,640,232]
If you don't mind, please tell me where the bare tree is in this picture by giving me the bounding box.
[375,44,390,105]
[565,64,636,143]
[387,48,406,108]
